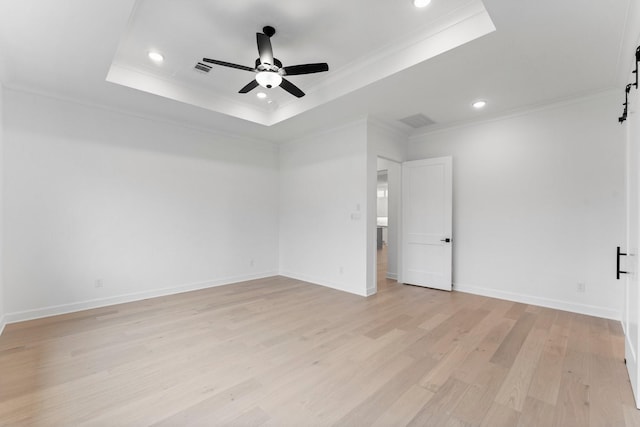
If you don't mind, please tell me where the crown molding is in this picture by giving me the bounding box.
[3,84,278,150]
[280,115,368,149]
[615,0,640,86]
[409,88,619,141]
[367,116,411,139]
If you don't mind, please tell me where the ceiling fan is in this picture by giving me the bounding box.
[202,26,329,98]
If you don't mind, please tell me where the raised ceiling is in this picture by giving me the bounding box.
[107,0,495,126]
[0,0,634,141]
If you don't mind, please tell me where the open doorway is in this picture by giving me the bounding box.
[376,157,401,291]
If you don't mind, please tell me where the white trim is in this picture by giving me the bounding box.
[367,117,411,139]
[4,272,278,324]
[454,283,621,321]
[616,0,640,85]
[386,272,398,280]
[627,332,638,372]
[107,64,271,126]
[627,333,640,408]
[270,1,495,125]
[2,85,278,149]
[0,315,6,337]
[409,89,618,140]
[281,116,368,147]
[279,271,368,297]
[365,287,377,297]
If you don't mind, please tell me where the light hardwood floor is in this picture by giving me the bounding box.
[0,253,638,425]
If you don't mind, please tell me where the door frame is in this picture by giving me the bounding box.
[624,90,640,408]
[368,154,453,295]
[368,156,403,295]
[373,158,403,293]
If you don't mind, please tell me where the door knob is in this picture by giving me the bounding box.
[440,238,451,243]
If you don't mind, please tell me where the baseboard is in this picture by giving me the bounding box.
[454,283,621,321]
[386,272,398,280]
[0,315,6,337]
[4,271,278,325]
[279,271,368,297]
[626,333,640,409]
[365,287,377,296]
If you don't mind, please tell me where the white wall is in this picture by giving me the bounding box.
[367,121,408,292]
[0,83,5,334]
[279,120,369,296]
[408,91,626,319]
[0,86,628,331]
[3,89,279,321]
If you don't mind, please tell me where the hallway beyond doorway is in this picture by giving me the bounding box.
[377,243,396,292]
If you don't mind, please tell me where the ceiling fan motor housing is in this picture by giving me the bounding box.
[263,26,276,37]
[255,58,282,70]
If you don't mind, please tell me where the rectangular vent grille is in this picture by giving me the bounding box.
[399,113,436,129]
[194,62,212,73]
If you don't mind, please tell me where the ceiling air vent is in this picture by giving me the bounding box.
[194,62,212,73]
[399,113,436,129]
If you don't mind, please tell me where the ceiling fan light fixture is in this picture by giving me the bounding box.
[148,51,164,63]
[413,0,431,8]
[256,71,282,89]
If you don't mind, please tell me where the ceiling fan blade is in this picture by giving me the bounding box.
[202,58,255,72]
[239,80,259,94]
[280,78,305,98]
[256,33,274,65]
[282,63,329,76]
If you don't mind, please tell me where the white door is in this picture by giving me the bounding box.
[401,157,452,291]
[625,96,640,408]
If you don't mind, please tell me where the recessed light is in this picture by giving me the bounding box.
[256,92,267,99]
[413,0,431,8]
[148,51,164,63]
[472,100,487,109]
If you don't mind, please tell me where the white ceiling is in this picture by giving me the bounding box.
[107,0,494,126]
[0,0,634,142]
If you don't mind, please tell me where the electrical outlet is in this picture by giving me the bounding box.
[95,279,103,288]
[577,282,586,293]
[250,259,255,267]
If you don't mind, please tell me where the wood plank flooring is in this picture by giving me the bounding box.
[0,253,637,425]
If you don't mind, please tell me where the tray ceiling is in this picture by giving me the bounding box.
[107,0,495,126]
